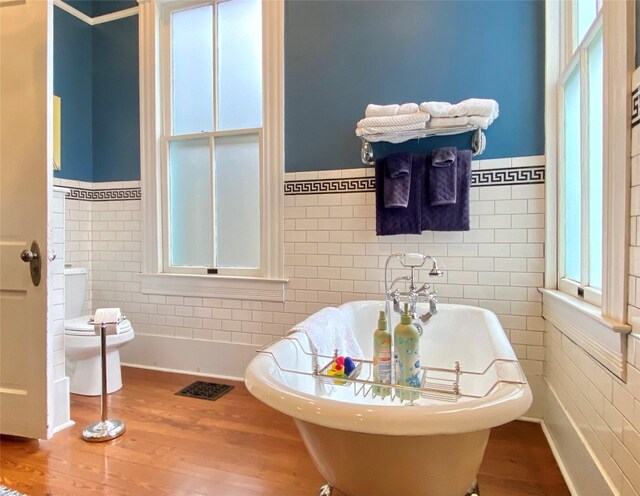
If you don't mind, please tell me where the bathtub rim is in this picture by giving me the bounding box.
[244,301,533,436]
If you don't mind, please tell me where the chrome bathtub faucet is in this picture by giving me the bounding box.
[384,253,445,334]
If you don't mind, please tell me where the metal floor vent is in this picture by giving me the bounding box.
[176,381,234,401]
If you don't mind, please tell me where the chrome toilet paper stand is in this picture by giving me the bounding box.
[82,316,127,442]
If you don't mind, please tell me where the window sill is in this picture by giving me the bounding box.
[540,289,631,379]
[141,273,289,302]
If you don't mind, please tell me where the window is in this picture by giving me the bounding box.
[161,0,263,276]
[139,0,285,301]
[558,0,603,306]
[543,0,633,378]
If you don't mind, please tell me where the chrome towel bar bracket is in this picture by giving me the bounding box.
[359,126,486,166]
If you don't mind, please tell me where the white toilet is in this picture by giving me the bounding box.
[65,267,135,396]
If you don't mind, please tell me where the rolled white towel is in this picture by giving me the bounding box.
[420,101,452,117]
[357,111,430,129]
[397,102,420,115]
[93,307,123,335]
[429,115,493,130]
[356,121,429,136]
[365,103,399,118]
[420,98,499,119]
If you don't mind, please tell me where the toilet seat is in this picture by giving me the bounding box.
[65,315,133,336]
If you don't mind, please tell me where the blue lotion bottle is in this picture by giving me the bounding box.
[393,303,421,401]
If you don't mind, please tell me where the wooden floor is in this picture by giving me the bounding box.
[0,367,570,496]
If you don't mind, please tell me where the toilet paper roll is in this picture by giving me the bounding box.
[93,308,122,335]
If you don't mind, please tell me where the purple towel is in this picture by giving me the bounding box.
[421,149,471,231]
[376,154,423,236]
[429,147,457,205]
[384,153,412,208]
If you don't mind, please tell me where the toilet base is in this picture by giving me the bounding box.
[67,349,123,396]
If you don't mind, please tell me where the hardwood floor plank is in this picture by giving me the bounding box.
[0,367,569,496]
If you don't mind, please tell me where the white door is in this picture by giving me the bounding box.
[0,0,53,439]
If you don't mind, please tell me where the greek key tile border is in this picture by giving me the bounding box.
[285,166,545,195]
[471,165,545,187]
[285,177,375,195]
[632,85,639,128]
[65,187,141,202]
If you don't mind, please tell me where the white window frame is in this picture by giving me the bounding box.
[160,0,263,277]
[138,0,287,301]
[543,0,633,379]
[557,4,603,307]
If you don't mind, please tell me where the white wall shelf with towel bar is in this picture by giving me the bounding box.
[359,125,486,166]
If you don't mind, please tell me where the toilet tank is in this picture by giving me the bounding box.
[64,267,87,319]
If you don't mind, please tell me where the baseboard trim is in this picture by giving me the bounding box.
[517,416,542,423]
[539,418,579,496]
[119,334,259,381]
[51,376,72,437]
[121,362,247,383]
[517,414,577,495]
[544,379,618,496]
[51,420,75,435]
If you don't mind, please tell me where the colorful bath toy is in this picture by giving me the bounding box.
[343,357,356,376]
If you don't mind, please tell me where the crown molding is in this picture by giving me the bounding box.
[53,0,138,26]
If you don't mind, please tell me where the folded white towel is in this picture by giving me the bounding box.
[420,98,499,119]
[397,102,420,115]
[365,104,399,118]
[356,121,429,137]
[429,115,493,130]
[288,307,363,372]
[357,111,430,129]
[93,307,123,335]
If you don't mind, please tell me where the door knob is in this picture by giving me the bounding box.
[20,249,39,262]
[20,241,41,286]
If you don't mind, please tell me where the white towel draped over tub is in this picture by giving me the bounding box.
[288,307,363,371]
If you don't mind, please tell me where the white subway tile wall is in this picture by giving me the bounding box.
[55,154,547,387]
[50,188,66,382]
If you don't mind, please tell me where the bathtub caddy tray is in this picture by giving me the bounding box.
[257,334,528,404]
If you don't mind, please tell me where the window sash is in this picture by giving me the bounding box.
[160,0,263,276]
[558,7,603,307]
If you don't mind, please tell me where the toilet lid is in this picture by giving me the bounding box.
[65,315,133,335]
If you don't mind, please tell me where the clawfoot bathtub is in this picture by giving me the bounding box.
[245,301,532,496]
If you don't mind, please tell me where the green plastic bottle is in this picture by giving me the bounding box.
[373,311,392,397]
[394,303,421,401]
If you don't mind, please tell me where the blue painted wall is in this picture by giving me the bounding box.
[53,7,93,182]
[57,0,545,180]
[53,2,140,182]
[65,0,137,17]
[92,1,138,17]
[65,0,93,17]
[92,17,140,182]
[285,0,545,172]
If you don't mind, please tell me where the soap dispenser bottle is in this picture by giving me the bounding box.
[394,303,421,401]
[373,310,392,397]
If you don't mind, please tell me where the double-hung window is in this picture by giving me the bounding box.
[139,0,285,301]
[161,0,263,276]
[559,0,603,306]
[544,0,633,378]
